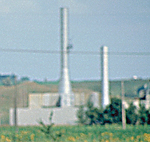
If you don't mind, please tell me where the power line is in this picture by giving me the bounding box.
[0,48,99,54]
[108,52,150,56]
[0,48,150,56]
[0,49,59,54]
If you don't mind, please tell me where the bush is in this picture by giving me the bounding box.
[103,98,122,124]
[126,103,138,125]
[77,105,87,124]
[39,112,62,141]
[77,97,150,126]
[138,104,149,125]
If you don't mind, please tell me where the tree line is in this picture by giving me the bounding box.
[77,98,150,125]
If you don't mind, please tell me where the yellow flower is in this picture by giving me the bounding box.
[131,136,134,140]
[136,135,140,139]
[80,133,85,137]
[1,135,5,139]
[61,129,65,133]
[144,133,150,142]
[21,131,28,134]
[109,133,113,137]
[67,136,76,141]
[15,134,19,138]
[30,134,35,141]
[5,137,11,142]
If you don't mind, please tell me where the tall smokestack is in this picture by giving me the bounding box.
[101,46,110,108]
[59,8,74,107]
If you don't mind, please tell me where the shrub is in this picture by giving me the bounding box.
[39,112,62,141]
[77,105,87,124]
[126,103,138,125]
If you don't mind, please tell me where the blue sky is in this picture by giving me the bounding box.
[0,0,150,81]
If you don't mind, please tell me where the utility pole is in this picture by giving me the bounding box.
[14,76,17,127]
[14,76,18,141]
[121,81,126,129]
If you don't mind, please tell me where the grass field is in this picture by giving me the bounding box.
[0,125,150,142]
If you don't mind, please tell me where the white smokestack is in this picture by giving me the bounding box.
[59,8,74,107]
[101,46,110,108]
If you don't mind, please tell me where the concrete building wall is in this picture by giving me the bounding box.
[74,93,85,106]
[9,92,100,126]
[9,107,78,126]
[145,95,150,109]
[90,92,100,108]
[29,93,59,108]
[29,94,43,108]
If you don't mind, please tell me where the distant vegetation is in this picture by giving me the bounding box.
[35,79,150,98]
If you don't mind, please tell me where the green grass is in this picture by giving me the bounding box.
[0,125,149,142]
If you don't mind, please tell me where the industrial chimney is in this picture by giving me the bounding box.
[59,8,74,107]
[101,46,110,108]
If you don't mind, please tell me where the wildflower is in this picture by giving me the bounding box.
[30,134,35,141]
[136,135,140,139]
[61,129,65,133]
[1,135,5,139]
[80,133,85,137]
[109,133,113,137]
[21,131,28,134]
[131,136,134,140]
[144,133,150,142]
[67,136,76,141]
[5,137,11,142]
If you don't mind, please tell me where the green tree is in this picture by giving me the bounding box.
[20,77,30,82]
[96,108,104,125]
[86,107,99,125]
[138,104,148,125]
[2,77,12,86]
[77,105,87,124]
[126,103,138,125]
[103,98,122,124]
[39,112,62,141]
[85,100,96,125]
[147,108,150,124]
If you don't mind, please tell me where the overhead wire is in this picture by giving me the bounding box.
[0,48,150,56]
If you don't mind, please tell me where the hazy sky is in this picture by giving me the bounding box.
[0,0,150,81]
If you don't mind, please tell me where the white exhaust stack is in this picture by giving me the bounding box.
[59,8,74,107]
[101,46,110,108]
